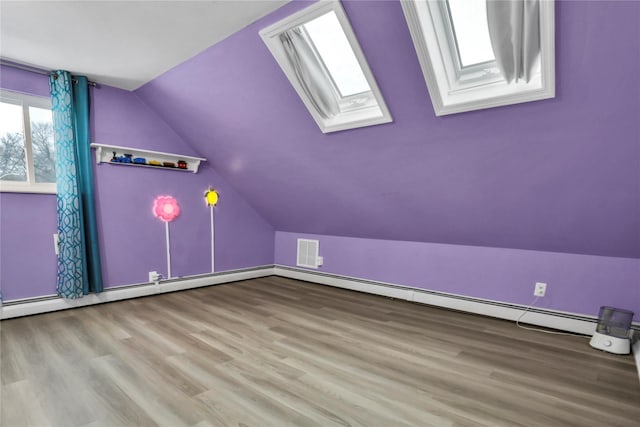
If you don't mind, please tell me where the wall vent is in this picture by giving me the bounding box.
[297,238,319,269]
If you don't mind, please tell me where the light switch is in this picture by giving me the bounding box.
[53,233,59,256]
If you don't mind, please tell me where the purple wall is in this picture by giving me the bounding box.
[137,0,640,259]
[0,193,58,299]
[1,66,274,300]
[0,65,50,96]
[1,66,57,299]
[2,0,638,323]
[275,232,640,321]
[92,85,274,288]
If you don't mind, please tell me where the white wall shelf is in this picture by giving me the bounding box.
[90,143,206,173]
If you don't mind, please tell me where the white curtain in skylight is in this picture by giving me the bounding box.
[487,0,540,83]
[280,28,339,119]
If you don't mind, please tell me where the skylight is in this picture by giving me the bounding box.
[260,0,392,133]
[446,0,495,67]
[401,0,555,116]
[303,11,371,97]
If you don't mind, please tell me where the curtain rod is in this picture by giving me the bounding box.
[1,59,98,87]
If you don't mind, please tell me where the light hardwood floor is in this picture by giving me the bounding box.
[1,277,639,427]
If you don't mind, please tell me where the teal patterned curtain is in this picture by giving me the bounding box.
[50,71,103,298]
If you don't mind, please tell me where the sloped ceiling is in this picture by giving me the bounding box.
[0,0,289,90]
[136,0,640,259]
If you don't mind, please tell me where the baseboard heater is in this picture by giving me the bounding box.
[4,264,639,337]
[0,265,273,320]
[273,264,640,336]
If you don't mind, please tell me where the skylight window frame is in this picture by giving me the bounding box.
[295,23,378,114]
[298,24,369,101]
[303,21,378,116]
[259,0,392,133]
[442,0,495,72]
[297,24,379,114]
[436,0,503,88]
[401,0,555,116]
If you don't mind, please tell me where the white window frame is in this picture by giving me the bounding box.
[259,0,393,133]
[437,0,502,86]
[0,90,56,194]
[401,0,555,116]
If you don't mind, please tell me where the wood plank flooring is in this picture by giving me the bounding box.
[1,276,639,427]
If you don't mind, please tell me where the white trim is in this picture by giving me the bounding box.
[4,264,637,382]
[633,338,640,383]
[0,181,56,194]
[400,0,555,116]
[3,264,635,335]
[436,0,498,82]
[273,265,609,336]
[0,90,51,109]
[22,98,36,184]
[259,0,392,133]
[0,266,273,320]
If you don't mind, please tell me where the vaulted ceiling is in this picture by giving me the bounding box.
[0,0,288,90]
[2,1,639,259]
[135,0,640,259]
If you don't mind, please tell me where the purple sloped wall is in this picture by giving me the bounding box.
[136,0,640,259]
[0,66,274,300]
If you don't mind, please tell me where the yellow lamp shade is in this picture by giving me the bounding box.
[204,188,219,206]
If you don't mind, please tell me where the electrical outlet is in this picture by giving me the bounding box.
[534,282,547,297]
[149,271,161,283]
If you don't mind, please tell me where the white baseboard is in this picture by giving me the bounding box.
[633,339,640,383]
[273,265,602,336]
[1,264,634,337]
[0,266,273,320]
[4,264,637,383]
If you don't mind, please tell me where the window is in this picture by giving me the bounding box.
[260,0,392,133]
[446,0,495,68]
[401,0,555,116]
[0,90,56,193]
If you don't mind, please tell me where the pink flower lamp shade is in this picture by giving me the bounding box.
[153,196,180,222]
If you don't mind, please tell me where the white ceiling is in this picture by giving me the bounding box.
[0,0,289,91]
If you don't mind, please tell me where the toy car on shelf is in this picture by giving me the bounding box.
[177,160,188,169]
[133,157,146,165]
[148,160,162,166]
[110,152,133,163]
[163,162,176,168]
